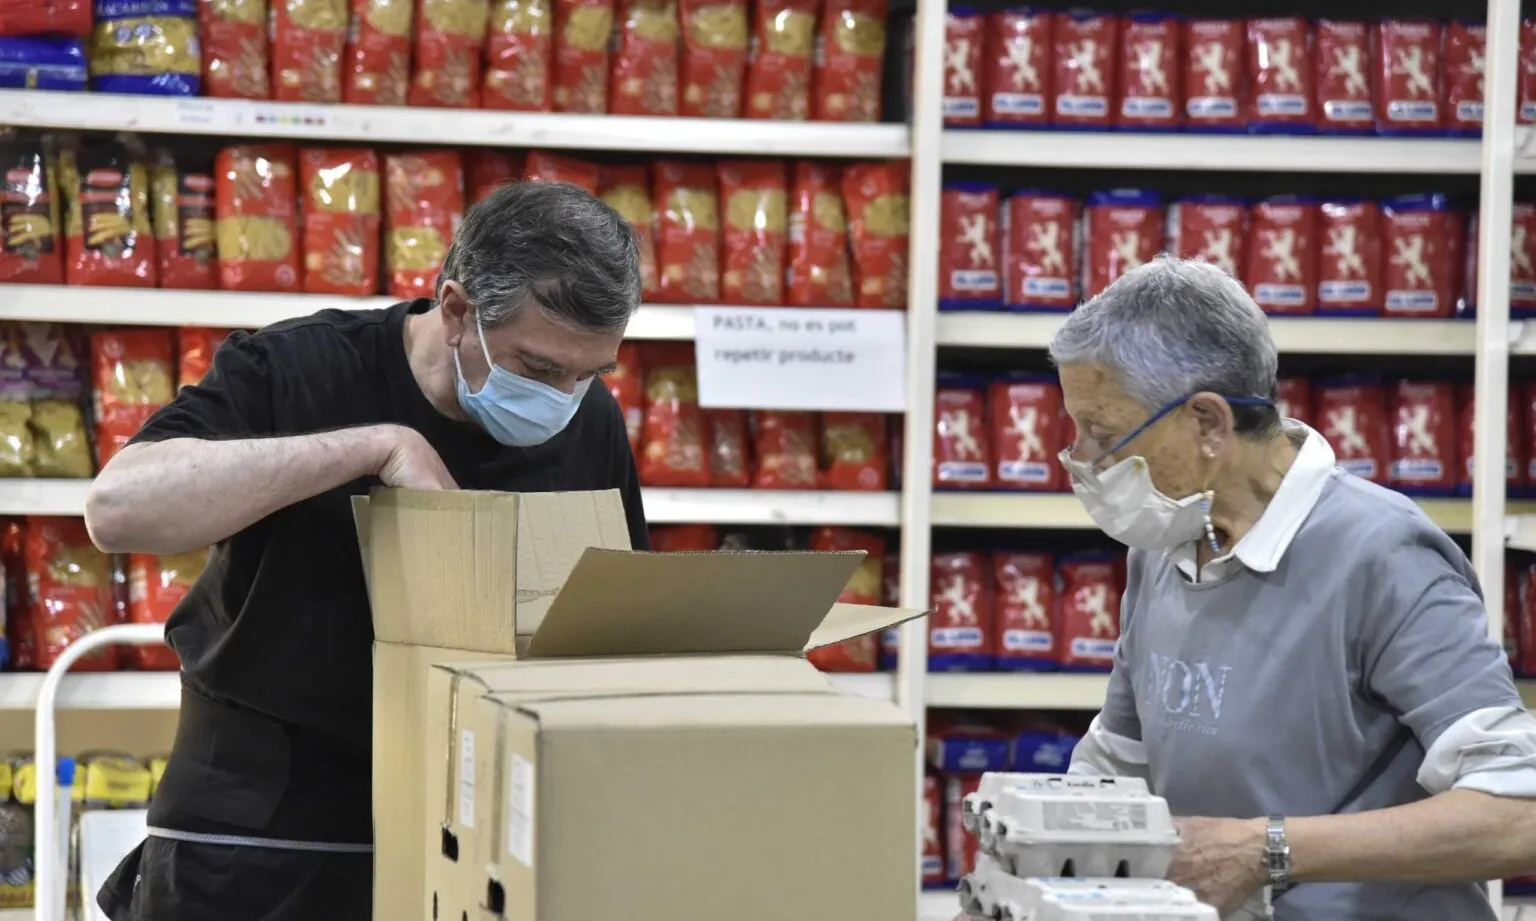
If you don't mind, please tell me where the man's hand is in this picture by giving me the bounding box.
[1166,816,1268,914]
[376,425,458,490]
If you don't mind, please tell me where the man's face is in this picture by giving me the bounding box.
[1059,362,1207,500]
[441,282,626,395]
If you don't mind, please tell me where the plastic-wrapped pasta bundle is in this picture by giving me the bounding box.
[787,160,853,306]
[483,0,552,110]
[524,149,598,192]
[0,327,37,478]
[706,408,749,487]
[215,144,301,291]
[89,0,201,95]
[597,164,659,299]
[20,323,93,480]
[552,0,612,112]
[638,344,708,487]
[805,526,882,671]
[385,150,463,299]
[301,148,381,295]
[343,0,412,105]
[812,0,886,121]
[653,160,719,303]
[606,342,644,454]
[819,411,885,489]
[753,410,817,488]
[465,150,524,203]
[127,551,205,670]
[0,133,64,285]
[200,0,270,98]
[25,517,117,672]
[745,0,816,118]
[90,329,175,468]
[272,0,347,102]
[150,152,217,290]
[719,160,787,304]
[177,327,231,389]
[1,0,92,37]
[408,0,488,107]
[60,140,158,288]
[842,160,908,308]
[679,0,746,117]
[610,0,678,115]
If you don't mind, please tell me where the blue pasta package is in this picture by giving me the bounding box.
[0,37,88,91]
[89,0,200,95]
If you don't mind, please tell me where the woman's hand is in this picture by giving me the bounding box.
[1166,816,1269,914]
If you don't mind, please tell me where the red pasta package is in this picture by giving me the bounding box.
[0,0,91,37]
[654,160,721,304]
[1374,19,1443,134]
[650,524,718,551]
[1245,196,1317,316]
[929,551,993,671]
[1245,18,1312,130]
[484,0,554,110]
[984,9,1052,127]
[1523,21,1536,125]
[524,150,600,193]
[1055,555,1119,671]
[933,377,992,488]
[719,160,787,304]
[1314,20,1372,133]
[384,151,463,300]
[1051,10,1118,128]
[201,0,271,99]
[606,342,645,453]
[610,0,680,115]
[216,144,300,292]
[92,329,176,468]
[938,183,1000,310]
[1382,194,1457,319]
[1116,13,1179,130]
[465,150,526,204]
[706,408,750,487]
[1444,21,1486,136]
[301,148,382,296]
[812,0,887,122]
[994,552,1056,670]
[0,138,64,285]
[787,161,854,307]
[272,0,348,102]
[753,411,817,489]
[1513,202,1536,316]
[745,0,817,119]
[1274,377,1312,427]
[639,344,709,487]
[1002,191,1077,310]
[1180,18,1242,130]
[409,0,489,107]
[597,165,659,298]
[1317,200,1381,314]
[1316,377,1391,483]
[1082,188,1161,299]
[1388,380,1456,496]
[127,551,208,671]
[26,517,117,673]
[177,327,232,390]
[553,0,614,112]
[806,527,883,673]
[61,141,157,289]
[842,161,909,309]
[1456,383,1525,497]
[680,0,748,117]
[942,10,983,126]
[1166,195,1245,279]
[150,155,217,291]
[819,412,885,490]
[989,375,1065,492]
[344,0,413,105]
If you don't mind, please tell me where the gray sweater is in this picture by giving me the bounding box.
[1100,471,1522,920]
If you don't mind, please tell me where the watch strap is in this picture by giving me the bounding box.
[1265,814,1291,895]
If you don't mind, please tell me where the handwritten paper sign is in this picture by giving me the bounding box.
[694,307,907,412]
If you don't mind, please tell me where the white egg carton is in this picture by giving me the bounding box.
[962,773,1151,835]
[956,862,1217,921]
[980,781,1179,879]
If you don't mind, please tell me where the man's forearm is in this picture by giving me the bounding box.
[1288,789,1536,884]
[85,426,397,554]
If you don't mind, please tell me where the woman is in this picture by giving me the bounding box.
[1057,257,1536,920]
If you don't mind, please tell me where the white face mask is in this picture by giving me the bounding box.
[1059,450,1211,551]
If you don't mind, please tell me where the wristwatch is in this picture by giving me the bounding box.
[1265,815,1292,895]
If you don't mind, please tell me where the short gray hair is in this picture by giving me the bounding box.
[1049,256,1278,413]
[437,181,642,334]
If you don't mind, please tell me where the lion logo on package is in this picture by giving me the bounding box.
[946,37,977,95]
[1196,228,1237,277]
[937,574,977,625]
[1068,40,1104,94]
[1269,38,1302,93]
[942,407,983,460]
[1324,224,1366,278]
[960,212,994,267]
[1393,46,1436,99]
[1391,234,1432,289]
[1193,42,1231,95]
[1030,221,1066,274]
[1324,405,1370,455]
[1134,40,1168,95]
[1005,34,1040,91]
[1513,225,1534,278]
[1078,583,1114,638]
[1009,576,1049,630]
[1261,228,1301,282]
[1007,404,1043,460]
[1402,404,1437,457]
[1111,230,1145,274]
[1328,45,1368,98]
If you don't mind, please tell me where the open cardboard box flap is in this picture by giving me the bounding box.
[358,487,925,658]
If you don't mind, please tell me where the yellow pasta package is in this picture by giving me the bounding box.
[812,0,886,122]
[345,0,413,105]
[718,160,787,304]
[200,0,271,98]
[553,0,613,112]
[609,0,679,116]
[89,0,202,95]
[215,145,300,292]
[60,140,157,288]
[385,151,464,299]
[151,153,217,290]
[273,0,348,102]
[484,0,553,110]
[301,148,381,295]
[679,0,746,117]
[409,0,489,107]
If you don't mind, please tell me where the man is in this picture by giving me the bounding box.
[84,181,649,921]
[1054,258,1536,919]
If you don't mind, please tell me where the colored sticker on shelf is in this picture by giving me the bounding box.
[693,306,906,412]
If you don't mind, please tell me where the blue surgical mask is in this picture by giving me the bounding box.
[454,314,591,447]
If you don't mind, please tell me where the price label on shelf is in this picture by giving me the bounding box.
[694,307,907,412]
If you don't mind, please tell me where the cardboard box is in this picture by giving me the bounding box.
[358,488,924,921]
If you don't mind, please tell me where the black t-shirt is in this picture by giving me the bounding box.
[134,299,648,840]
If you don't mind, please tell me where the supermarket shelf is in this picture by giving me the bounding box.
[826,673,896,702]
[0,285,697,340]
[0,91,910,159]
[920,891,959,921]
[937,312,1492,357]
[643,489,901,527]
[0,671,178,710]
[941,129,1490,174]
[0,479,92,516]
[926,673,1110,710]
[932,493,1536,535]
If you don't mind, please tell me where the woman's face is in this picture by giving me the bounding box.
[1059,362,1214,500]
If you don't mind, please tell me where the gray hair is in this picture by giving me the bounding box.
[437,180,642,334]
[1049,256,1279,413]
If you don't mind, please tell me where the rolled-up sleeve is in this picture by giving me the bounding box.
[1359,519,1536,797]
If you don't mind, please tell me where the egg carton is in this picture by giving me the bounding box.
[980,782,1179,879]
[956,863,1217,921]
[962,773,1151,836]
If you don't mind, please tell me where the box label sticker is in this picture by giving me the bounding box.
[508,755,535,867]
[694,307,907,412]
[457,730,476,829]
[1041,800,1149,833]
